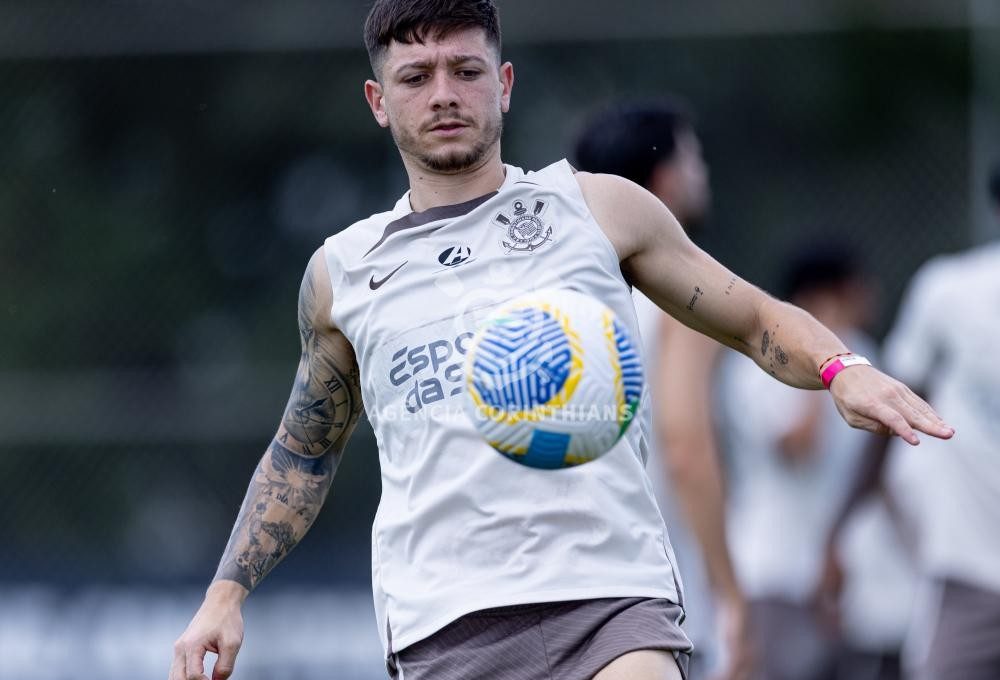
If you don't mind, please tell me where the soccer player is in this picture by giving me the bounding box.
[169,2,953,679]
[574,100,754,680]
[874,163,1000,680]
[717,246,884,680]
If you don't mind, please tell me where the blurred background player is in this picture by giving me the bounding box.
[873,161,1000,680]
[574,99,754,680]
[716,245,914,680]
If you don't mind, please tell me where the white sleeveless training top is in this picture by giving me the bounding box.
[323,160,681,654]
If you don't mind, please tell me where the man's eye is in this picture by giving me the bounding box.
[404,74,428,85]
[457,70,481,79]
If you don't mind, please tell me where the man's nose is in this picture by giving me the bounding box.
[428,73,459,110]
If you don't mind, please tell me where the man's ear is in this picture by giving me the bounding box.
[499,61,514,114]
[364,79,390,128]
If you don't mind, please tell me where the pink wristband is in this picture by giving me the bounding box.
[821,354,872,389]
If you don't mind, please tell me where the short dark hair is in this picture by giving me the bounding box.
[990,160,1000,208]
[572,97,695,188]
[364,0,502,79]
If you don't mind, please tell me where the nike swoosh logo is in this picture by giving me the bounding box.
[369,261,408,291]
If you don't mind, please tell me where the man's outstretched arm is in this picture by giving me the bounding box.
[577,171,953,445]
[170,247,364,680]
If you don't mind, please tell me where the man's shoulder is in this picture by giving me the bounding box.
[571,168,626,192]
[571,169,652,214]
[335,207,404,238]
[323,205,406,257]
[516,158,579,189]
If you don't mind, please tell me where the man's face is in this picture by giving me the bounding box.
[364,28,513,175]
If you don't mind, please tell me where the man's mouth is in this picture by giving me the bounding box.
[429,120,470,133]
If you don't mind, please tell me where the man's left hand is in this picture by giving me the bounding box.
[828,365,954,445]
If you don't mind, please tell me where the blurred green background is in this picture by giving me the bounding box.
[1,1,998,678]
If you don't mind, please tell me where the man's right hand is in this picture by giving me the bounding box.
[170,580,248,680]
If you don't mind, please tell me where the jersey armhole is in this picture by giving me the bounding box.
[550,159,630,278]
[322,236,348,330]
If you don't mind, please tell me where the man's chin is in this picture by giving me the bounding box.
[419,149,487,174]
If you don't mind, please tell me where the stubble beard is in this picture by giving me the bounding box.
[392,112,504,175]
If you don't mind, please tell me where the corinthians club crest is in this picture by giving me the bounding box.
[492,198,553,254]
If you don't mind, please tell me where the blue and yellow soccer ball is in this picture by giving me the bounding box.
[463,288,644,470]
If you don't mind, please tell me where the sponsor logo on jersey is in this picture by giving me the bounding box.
[492,199,553,254]
[437,245,474,267]
[388,331,475,413]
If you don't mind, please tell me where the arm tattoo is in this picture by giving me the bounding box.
[214,257,363,591]
[686,286,704,312]
[283,270,361,457]
[760,325,791,376]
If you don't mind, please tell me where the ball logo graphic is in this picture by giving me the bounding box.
[463,288,643,469]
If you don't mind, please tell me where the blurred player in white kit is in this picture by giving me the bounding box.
[881,162,1000,680]
[717,246,889,680]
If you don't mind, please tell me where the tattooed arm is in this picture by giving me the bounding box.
[170,247,363,680]
[575,171,953,445]
[213,247,362,591]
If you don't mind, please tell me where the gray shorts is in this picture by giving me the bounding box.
[387,597,692,680]
[746,598,837,680]
[915,578,1000,680]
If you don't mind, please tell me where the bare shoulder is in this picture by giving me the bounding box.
[296,244,359,385]
[573,171,687,262]
[299,245,337,334]
[574,169,638,204]
[573,172,644,248]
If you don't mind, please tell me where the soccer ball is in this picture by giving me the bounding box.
[463,288,644,469]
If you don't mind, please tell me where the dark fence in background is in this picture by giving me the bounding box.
[2,6,993,677]
[0,29,972,589]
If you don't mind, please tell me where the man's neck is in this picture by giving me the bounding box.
[403,149,506,213]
